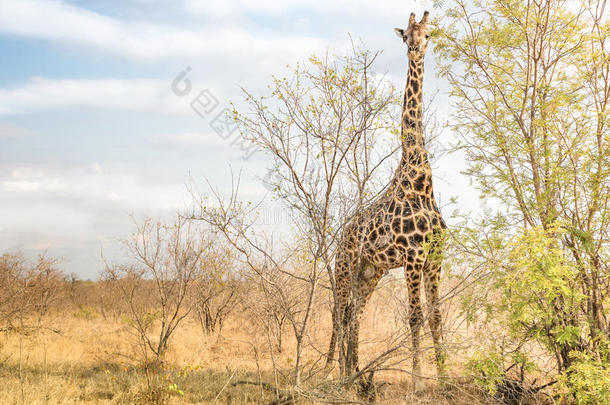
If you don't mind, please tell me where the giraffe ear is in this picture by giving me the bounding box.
[408,12,416,27]
[420,11,429,25]
[394,28,405,38]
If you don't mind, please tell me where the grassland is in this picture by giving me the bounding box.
[0,276,505,405]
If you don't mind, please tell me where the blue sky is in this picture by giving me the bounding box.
[0,0,474,279]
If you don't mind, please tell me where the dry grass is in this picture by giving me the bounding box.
[0,279,502,405]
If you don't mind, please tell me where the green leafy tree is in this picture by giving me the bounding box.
[435,0,609,399]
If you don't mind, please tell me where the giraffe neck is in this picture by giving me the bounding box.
[393,57,434,197]
[401,58,425,152]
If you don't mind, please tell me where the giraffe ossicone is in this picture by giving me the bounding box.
[327,10,447,392]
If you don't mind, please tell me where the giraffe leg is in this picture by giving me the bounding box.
[328,294,350,369]
[345,300,357,376]
[345,287,360,376]
[328,254,351,373]
[405,258,425,392]
[327,307,338,367]
[346,272,378,377]
[327,280,344,366]
[424,260,446,377]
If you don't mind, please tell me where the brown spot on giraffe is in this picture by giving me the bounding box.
[326,11,447,391]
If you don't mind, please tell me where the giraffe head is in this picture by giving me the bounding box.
[394,11,430,61]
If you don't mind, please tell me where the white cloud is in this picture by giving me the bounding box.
[0,162,191,272]
[1,162,186,207]
[184,0,434,20]
[0,77,187,115]
[0,0,324,61]
[185,0,291,17]
[0,122,33,138]
[91,162,104,174]
[148,132,229,148]
[1,179,66,193]
[0,159,271,277]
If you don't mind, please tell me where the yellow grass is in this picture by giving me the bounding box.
[0,279,498,404]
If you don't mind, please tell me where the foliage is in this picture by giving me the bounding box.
[559,351,610,404]
[502,225,586,358]
[466,350,505,394]
[435,0,610,396]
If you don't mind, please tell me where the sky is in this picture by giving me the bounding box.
[0,0,476,279]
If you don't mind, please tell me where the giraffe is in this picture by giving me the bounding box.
[326,11,446,390]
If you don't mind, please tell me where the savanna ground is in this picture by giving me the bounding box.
[0,270,552,405]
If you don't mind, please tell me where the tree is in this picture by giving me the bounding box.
[191,241,241,335]
[435,0,609,398]
[103,216,208,367]
[193,41,402,389]
[0,252,63,332]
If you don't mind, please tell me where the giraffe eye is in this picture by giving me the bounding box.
[425,34,430,39]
